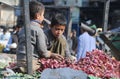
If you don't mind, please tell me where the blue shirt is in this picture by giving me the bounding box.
[3,36,12,52]
[76,32,96,61]
[0,32,11,41]
[0,32,11,46]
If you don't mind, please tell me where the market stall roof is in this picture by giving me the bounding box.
[0,2,14,8]
[0,0,19,6]
[90,0,117,2]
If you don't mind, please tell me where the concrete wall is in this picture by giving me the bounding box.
[0,3,17,27]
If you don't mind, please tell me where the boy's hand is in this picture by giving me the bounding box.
[51,53,64,60]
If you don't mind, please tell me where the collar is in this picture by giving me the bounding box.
[31,20,42,24]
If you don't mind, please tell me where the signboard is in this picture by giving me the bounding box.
[71,7,80,23]
[14,6,21,16]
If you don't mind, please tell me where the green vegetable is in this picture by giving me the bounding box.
[88,75,101,79]
[0,62,7,69]
[4,72,41,79]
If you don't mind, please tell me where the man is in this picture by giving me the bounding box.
[3,24,22,53]
[71,29,78,56]
[17,1,63,73]
[76,23,96,61]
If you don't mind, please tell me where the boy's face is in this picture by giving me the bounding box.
[51,25,65,38]
[37,10,44,23]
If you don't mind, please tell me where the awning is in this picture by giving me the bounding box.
[89,0,117,2]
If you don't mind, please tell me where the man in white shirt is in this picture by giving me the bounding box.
[76,23,96,61]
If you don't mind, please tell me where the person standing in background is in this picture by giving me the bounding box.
[3,24,22,53]
[67,31,73,55]
[76,22,96,61]
[0,27,11,47]
[71,29,78,56]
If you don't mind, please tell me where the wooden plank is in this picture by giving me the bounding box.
[22,0,33,74]
[103,0,110,32]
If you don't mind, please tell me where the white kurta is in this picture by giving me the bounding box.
[76,32,96,61]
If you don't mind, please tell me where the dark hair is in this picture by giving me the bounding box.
[88,28,96,36]
[16,20,23,28]
[16,24,22,28]
[29,1,45,20]
[50,13,67,28]
[3,27,8,33]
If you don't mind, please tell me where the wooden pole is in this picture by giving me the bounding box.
[22,0,33,74]
[103,0,110,32]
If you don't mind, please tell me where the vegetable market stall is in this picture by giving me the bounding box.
[0,49,120,79]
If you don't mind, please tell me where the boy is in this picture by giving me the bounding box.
[17,1,63,73]
[44,13,71,58]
